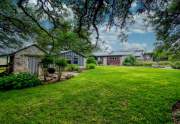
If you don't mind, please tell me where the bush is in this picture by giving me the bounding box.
[171,61,180,69]
[123,55,136,66]
[55,58,67,67]
[135,61,155,67]
[87,57,97,65]
[55,58,68,81]
[86,64,96,69]
[142,61,155,67]
[135,61,144,66]
[158,61,171,66]
[41,55,53,68]
[66,64,79,71]
[0,73,41,90]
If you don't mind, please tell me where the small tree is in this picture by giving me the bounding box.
[123,55,136,66]
[41,55,53,81]
[87,57,97,65]
[55,58,67,81]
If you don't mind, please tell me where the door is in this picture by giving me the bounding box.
[107,56,120,65]
[28,57,39,75]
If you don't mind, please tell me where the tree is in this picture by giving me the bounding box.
[1,0,179,55]
[41,55,53,81]
[87,57,97,65]
[123,55,136,66]
[55,58,67,81]
[151,0,180,61]
[1,0,171,47]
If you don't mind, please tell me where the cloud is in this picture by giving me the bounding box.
[91,26,150,52]
[120,42,147,50]
[127,14,154,34]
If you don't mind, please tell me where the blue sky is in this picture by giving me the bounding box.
[93,19,156,52]
[93,1,156,52]
[128,32,156,52]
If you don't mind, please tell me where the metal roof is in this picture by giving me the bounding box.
[60,50,86,57]
[0,44,47,56]
[93,50,144,57]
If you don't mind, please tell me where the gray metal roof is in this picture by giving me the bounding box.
[0,47,16,56]
[0,44,46,56]
[93,50,144,57]
[60,50,86,57]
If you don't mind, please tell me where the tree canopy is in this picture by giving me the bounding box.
[152,0,180,60]
[0,0,179,56]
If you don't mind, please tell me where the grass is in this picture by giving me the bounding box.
[0,66,180,124]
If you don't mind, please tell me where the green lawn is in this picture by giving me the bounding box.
[0,66,180,124]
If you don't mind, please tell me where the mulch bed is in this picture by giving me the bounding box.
[172,100,180,124]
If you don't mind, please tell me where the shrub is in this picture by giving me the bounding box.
[55,58,67,81]
[0,73,41,90]
[171,61,180,69]
[66,64,79,71]
[135,61,144,66]
[86,63,96,69]
[87,57,97,65]
[142,61,155,67]
[41,55,53,68]
[134,61,156,67]
[123,55,136,66]
[55,58,67,67]
[41,55,54,81]
[158,61,171,66]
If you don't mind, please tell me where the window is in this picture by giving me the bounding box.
[73,57,78,64]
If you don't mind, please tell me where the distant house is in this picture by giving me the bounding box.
[60,50,86,68]
[93,50,144,66]
[0,44,46,75]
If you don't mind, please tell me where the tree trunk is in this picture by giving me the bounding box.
[58,67,63,81]
[43,68,47,82]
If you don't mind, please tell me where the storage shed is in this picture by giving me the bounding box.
[0,44,46,75]
[60,50,86,68]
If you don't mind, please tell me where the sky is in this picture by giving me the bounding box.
[93,1,156,53]
[94,19,156,52]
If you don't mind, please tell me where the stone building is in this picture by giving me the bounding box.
[0,44,46,75]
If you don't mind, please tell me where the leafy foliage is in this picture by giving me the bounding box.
[171,61,180,69]
[41,55,54,81]
[41,55,54,68]
[123,55,136,66]
[87,57,97,65]
[55,58,67,68]
[0,73,41,90]
[135,61,156,67]
[66,64,80,72]
[152,0,180,61]
[1,0,174,51]
[55,58,67,81]
[86,63,96,69]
